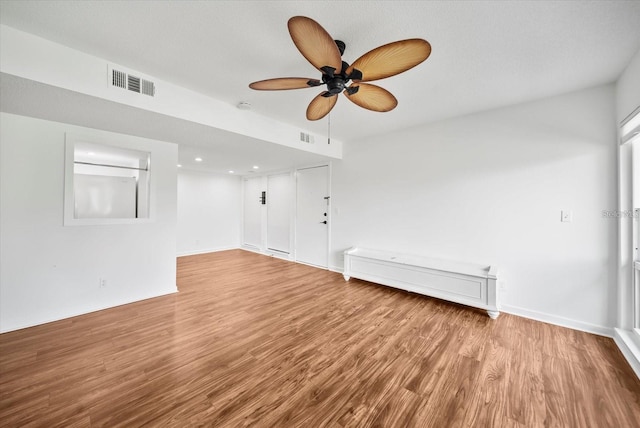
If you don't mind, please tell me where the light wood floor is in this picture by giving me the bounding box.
[1,250,639,427]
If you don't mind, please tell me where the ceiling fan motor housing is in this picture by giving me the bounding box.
[321,56,362,96]
[325,76,346,94]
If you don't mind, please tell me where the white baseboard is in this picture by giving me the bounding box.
[0,288,178,334]
[177,246,239,257]
[501,304,614,337]
[614,328,640,379]
[240,245,262,254]
[239,247,298,263]
[329,265,344,274]
[264,250,293,261]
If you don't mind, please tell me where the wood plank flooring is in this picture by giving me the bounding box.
[1,249,639,427]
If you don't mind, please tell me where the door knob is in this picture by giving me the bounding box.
[320,220,327,224]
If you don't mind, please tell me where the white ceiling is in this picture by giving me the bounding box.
[1,0,639,172]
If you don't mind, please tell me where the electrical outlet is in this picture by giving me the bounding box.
[561,210,573,222]
[99,278,107,288]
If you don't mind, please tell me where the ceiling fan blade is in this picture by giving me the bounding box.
[249,77,322,90]
[344,83,398,112]
[288,16,343,75]
[307,92,338,121]
[347,39,431,82]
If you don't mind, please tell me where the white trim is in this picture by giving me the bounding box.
[176,246,240,257]
[620,105,640,145]
[240,244,262,254]
[618,117,640,372]
[635,258,640,329]
[329,265,344,274]
[614,328,640,378]
[0,288,178,334]
[501,304,613,337]
[295,260,329,270]
[327,162,333,272]
[264,248,293,261]
[621,104,640,127]
[63,132,157,226]
[239,248,298,264]
[240,245,292,260]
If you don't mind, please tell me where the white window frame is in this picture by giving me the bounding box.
[621,107,640,335]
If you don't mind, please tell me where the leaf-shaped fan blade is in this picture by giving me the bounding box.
[288,16,342,75]
[347,39,431,82]
[307,92,338,121]
[344,83,398,112]
[249,78,322,90]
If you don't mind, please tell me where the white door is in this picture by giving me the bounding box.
[296,165,329,268]
[243,177,263,249]
[267,173,292,254]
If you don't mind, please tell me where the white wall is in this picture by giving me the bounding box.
[0,113,178,332]
[177,170,241,256]
[331,84,617,334]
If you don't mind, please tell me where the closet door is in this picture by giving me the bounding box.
[267,173,292,254]
[242,177,263,250]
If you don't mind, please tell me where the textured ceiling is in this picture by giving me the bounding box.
[1,0,639,163]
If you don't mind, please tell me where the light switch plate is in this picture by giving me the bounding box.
[561,210,573,222]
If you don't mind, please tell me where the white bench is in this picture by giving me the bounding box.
[343,247,499,319]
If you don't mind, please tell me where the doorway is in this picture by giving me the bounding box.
[295,165,330,268]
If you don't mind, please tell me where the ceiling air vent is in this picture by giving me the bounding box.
[110,67,155,97]
[141,79,155,96]
[127,75,141,93]
[112,69,127,89]
[299,132,315,144]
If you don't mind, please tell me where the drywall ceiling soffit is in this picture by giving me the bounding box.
[1,0,639,143]
[0,73,330,175]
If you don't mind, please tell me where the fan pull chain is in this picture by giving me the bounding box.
[328,112,331,145]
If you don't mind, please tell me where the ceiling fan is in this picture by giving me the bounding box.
[249,16,432,121]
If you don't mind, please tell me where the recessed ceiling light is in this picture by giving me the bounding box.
[87,151,95,156]
[253,165,259,169]
[177,164,182,168]
[195,157,203,162]
[228,170,234,174]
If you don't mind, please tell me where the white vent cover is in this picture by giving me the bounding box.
[127,75,141,93]
[299,132,315,144]
[109,67,155,97]
[141,79,155,96]
[112,69,126,89]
